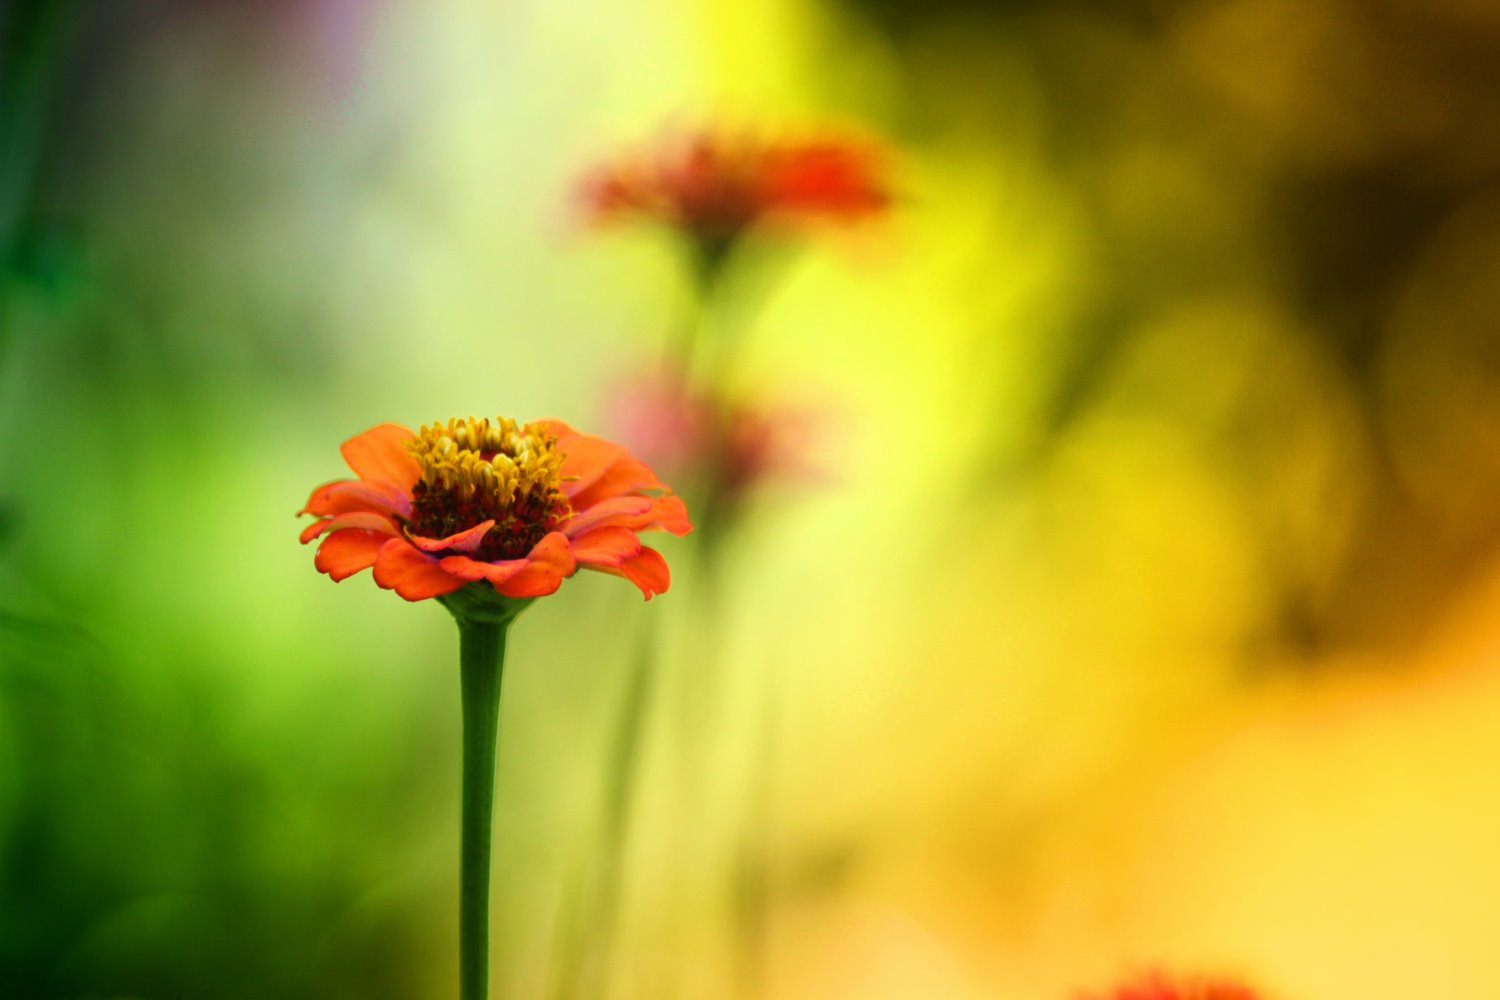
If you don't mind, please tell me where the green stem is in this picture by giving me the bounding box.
[458,615,510,1000]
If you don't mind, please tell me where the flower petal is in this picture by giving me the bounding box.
[495,564,566,598]
[437,553,529,586]
[494,532,577,598]
[301,479,411,518]
[527,531,577,573]
[564,494,691,538]
[569,526,642,568]
[568,455,667,510]
[372,537,467,601]
[408,519,496,555]
[300,480,349,516]
[341,423,421,491]
[560,496,651,538]
[637,494,693,536]
[586,545,670,600]
[301,510,400,545]
[436,532,576,595]
[314,529,389,581]
[532,418,574,437]
[548,427,628,498]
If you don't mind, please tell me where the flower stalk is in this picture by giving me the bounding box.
[442,590,534,1000]
[456,612,507,1000]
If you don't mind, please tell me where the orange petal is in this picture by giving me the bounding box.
[437,553,529,586]
[301,510,400,545]
[492,532,577,598]
[340,423,421,491]
[314,529,389,581]
[569,455,667,509]
[553,430,628,498]
[564,494,691,538]
[437,532,576,595]
[560,496,651,538]
[300,479,350,516]
[301,479,411,518]
[330,511,401,533]
[371,537,467,601]
[528,531,578,571]
[639,494,692,536]
[588,545,670,600]
[569,526,642,568]
[495,561,567,598]
[408,519,495,554]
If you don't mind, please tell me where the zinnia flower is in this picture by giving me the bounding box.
[1076,970,1264,1000]
[577,127,891,253]
[300,416,691,1000]
[298,417,692,602]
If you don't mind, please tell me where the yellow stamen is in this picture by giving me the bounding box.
[407,417,565,509]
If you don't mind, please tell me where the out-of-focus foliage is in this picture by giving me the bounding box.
[845,0,1500,657]
[7,0,1500,998]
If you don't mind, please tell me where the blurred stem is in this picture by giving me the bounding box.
[1,0,78,255]
[690,232,733,298]
[672,236,727,374]
[731,642,779,1000]
[457,615,511,1000]
[679,231,802,391]
[0,0,81,368]
[573,620,658,999]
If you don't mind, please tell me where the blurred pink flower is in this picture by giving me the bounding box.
[607,366,831,512]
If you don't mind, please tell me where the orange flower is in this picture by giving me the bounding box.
[578,127,891,247]
[298,417,692,602]
[1076,970,1263,1000]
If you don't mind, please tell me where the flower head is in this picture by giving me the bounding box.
[1076,970,1263,1000]
[577,127,891,252]
[299,418,692,602]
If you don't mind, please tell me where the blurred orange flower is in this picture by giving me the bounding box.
[577,127,891,249]
[299,417,691,601]
[1076,970,1263,1000]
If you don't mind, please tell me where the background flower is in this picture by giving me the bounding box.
[1077,971,1264,1000]
[577,126,891,262]
[606,366,833,513]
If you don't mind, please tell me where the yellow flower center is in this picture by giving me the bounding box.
[405,417,571,560]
